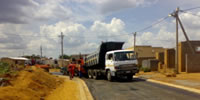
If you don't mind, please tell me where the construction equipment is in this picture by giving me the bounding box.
[83,41,139,81]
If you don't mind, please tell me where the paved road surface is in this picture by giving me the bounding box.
[83,78,200,100]
[50,72,63,75]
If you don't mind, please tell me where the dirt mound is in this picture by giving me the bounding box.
[46,80,79,100]
[0,67,64,100]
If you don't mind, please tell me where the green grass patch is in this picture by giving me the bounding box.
[140,67,151,72]
[0,62,10,75]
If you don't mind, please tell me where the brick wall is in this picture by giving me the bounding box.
[186,54,200,73]
[164,49,175,68]
[179,41,200,72]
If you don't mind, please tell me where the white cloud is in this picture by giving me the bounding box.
[1,0,200,58]
[131,11,200,49]
[73,0,158,14]
[40,21,86,47]
[91,18,125,38]
[33,0,74,22]
[0,24,33,50]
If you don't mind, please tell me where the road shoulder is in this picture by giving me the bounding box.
[50,75,93,100]
[134,75,200,94]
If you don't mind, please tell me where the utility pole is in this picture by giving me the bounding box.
[40,45,43,58]
[59,32,64,67]
[177,16,195,54]
[169,7,179,74]
[175,7,179,74]
[169,7,195,74]
[133,32,137,55]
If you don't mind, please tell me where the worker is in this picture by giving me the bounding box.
[78,60,82,78]
[68,58,76,80]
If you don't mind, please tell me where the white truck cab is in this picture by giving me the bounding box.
[105,50,138,81]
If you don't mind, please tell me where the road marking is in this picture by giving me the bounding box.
[134,76,200,94]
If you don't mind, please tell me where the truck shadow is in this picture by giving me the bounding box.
[114,78,146,83]
[92,77,146,83]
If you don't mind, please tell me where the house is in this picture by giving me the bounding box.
[0,57,29,69]
[178,41,200,73]
[126,46,165,67]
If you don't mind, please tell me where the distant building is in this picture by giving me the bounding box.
[58,59,70,67]
[0,57,29,69]
[126,46,165,67]
[155,41,200,73]
[178,41,200,73]
[70,54,88,60]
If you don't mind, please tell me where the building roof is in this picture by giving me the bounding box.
[125,45,165,58]
[6,57,29,61]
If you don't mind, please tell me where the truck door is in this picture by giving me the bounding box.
[105,53,114,69]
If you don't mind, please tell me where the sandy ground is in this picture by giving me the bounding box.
[136,71,200,89]
[0,67,64,100]
[49,69,60,73]
[0,67,84,100]
[45,77,80,100]
[46,75,93,100]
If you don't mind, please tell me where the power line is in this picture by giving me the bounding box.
[1,16,169,39]
[135,16,169,32]
[95,16,169,38]
[180,11,200,18]
[181,6,200,11]
[0,16,169,39]
[2,7,199,39]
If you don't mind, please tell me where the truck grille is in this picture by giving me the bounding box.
[118,64,137,70]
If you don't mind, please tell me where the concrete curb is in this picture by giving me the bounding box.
[134,76,200,94]
[55,75,93,100]
[79,79,94,100]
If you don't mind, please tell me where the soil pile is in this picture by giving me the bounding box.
[45,79,79,100]
[0,67,64,100]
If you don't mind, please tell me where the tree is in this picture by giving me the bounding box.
[59,54,71,59]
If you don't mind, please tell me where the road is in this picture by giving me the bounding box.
[50,72,63,75]
[83,78,200,100]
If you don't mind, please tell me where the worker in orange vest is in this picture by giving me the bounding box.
[78,60,82,78]
[68,58,76,80]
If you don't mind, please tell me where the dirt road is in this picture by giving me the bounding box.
[83,78,200,100]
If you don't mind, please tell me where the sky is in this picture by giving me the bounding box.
[0,0,200,58]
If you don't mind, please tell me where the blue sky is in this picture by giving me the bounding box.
[0,0,200,58]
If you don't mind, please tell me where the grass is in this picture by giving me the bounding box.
[0,62,10,75]
[140,66,151,72]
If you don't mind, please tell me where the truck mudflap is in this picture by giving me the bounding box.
[111,71,116,76]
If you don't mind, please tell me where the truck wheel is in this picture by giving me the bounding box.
[88,70,93,79]
[127,75,133,81]
[93,70,98,80]
[107,70,113,82]
[45,68,49,72]
[63,71,66,75]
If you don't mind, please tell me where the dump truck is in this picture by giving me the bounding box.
[84,41,139,81]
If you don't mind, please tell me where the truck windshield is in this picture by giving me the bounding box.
[114,51,136,61]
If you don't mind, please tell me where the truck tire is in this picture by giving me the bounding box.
[45,68,49,72]
[127,75,133,81]
[88,70,92,79]
[107,70,113,82]
[93,70,98,80]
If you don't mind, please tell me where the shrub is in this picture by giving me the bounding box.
[0,62,10,74]
[140,67,151,72]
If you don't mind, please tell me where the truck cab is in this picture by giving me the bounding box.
[105,50,138,81]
